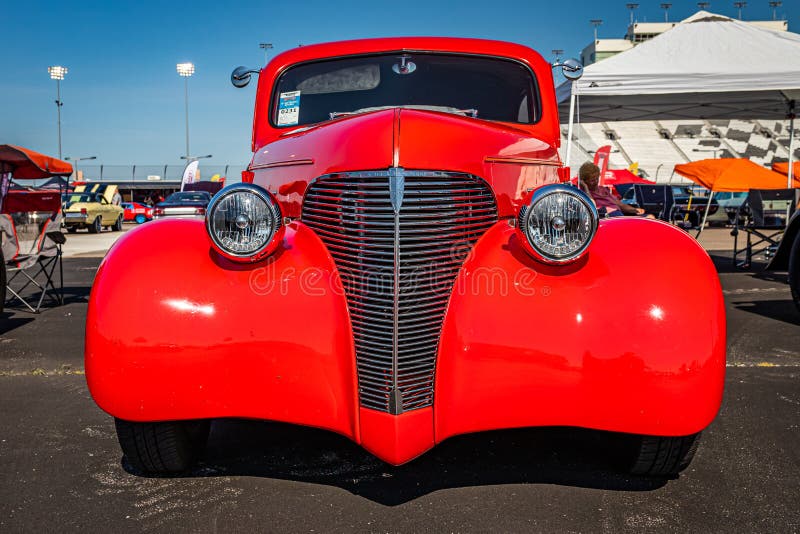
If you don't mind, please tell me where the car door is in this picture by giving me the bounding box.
[99,196,113,224]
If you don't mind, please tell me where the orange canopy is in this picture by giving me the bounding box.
[772,161,800,180]
[0,144,73,180]
[673,158,799,192]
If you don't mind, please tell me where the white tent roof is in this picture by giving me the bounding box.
[557,11,800,121]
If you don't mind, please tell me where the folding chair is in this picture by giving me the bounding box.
[1,211,65,313]
[633,184,677,221]
[732,189,796,268]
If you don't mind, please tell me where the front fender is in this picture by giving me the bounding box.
[434,218,726,442]
[85,219,360,440]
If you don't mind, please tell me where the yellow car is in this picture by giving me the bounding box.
[63,185,124,233]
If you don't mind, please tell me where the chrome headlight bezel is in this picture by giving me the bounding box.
[517,184,598,264]
[205,183,284,262]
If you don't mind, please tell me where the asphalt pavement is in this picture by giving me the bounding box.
[1,246,799,532]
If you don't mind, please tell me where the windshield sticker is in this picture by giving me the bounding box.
[277,91,301,126]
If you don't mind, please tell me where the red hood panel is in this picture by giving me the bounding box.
[251,108,560,218]
[397,109,558,172]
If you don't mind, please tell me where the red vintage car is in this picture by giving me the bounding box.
[121,202,153,224]
[85,38,726,476]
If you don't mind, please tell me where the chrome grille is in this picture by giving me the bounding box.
[302,169,498,414]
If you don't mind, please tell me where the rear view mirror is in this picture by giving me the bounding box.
[231,66,260,88]
[553,58,584,81]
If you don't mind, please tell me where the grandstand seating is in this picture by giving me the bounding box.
[560,117,798,183]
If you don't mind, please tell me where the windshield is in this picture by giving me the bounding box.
[164,192,211,203]
[272,53,539,127]
[67,194,96,203]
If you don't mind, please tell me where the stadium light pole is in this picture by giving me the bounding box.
[660,3,672,22]
[733,1,746,19]
[697,2,710,10]
[551,49,564,62]
[259,43,273,66]
[64,156,96,183]
[626,3,639,27]
[48,66,68,160]
[769,1,781,20]
[590,19,603,41]
[176,62,195,160]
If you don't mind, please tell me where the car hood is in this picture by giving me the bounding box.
[251,108,560,218]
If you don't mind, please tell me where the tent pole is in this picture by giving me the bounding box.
[696,190,714,239]
[565,80,576,169]
[788,110,795,189]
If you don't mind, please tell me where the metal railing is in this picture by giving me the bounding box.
[71,164,248,183]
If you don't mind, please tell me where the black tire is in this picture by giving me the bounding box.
[630,433,701,476]
[112,215,123,232]
[88,217,102,234]
[789,232,800,312]
[66,226,78,234]
[114,418,211,474]
[0,250,6,314]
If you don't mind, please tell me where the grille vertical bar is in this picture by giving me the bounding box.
[301,169,498,413]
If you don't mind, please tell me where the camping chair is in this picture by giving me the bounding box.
[633,184,677,221]
[1,211,65,313]
[732,189,796,268]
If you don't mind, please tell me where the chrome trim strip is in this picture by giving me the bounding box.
[249,158,314,170]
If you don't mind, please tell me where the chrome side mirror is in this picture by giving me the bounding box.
[552,58,584,81]
[231,66,260,88]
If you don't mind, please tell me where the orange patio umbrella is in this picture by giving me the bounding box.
[673,158,798,237]
[673,158,799,192]
[772,161,800,181]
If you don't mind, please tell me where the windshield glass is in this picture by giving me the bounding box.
[272,53,539,127]
[67,194,96,203]
[165,192,210,203]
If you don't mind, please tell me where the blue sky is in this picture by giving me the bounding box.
[1,0,798,166]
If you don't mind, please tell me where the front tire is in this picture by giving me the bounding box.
[630,433,701,476]
[114,418,211,474]
[789,232,800,312]
[88,217,102,234]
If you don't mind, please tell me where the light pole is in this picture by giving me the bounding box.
[48,66,68,160]
[769,1,781,20]
[176,62,195,160]
[590,19,603,42]
[64,156,96,183]
[626,3,639,26]
[697,2,710,9]
[551,49,564,63]
[733,1,746,19]
[180,154,213,161]
[259,43,273,66]
[660,3,672,22]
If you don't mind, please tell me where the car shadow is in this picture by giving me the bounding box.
[732,299,800,326]
[123,420,668,505]
[0,312,35,334]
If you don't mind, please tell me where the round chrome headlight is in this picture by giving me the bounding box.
[205,184,284,262]
[518,184,598,264]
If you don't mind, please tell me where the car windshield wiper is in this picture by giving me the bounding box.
[329,105,478,120]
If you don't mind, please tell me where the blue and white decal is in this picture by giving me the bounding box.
[277,91,301,126]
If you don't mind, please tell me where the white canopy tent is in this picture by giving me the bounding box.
[556,11,800,186]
